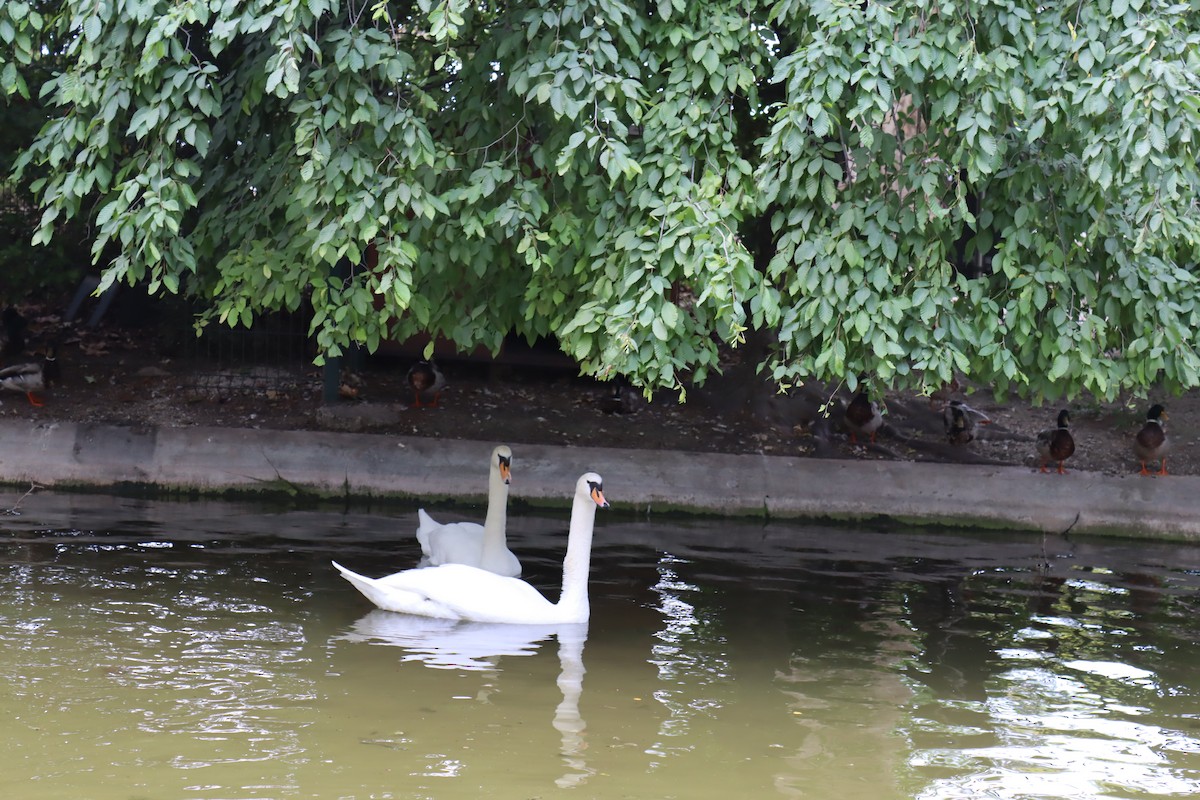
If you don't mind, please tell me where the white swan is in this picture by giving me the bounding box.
[416,445,520,577]
[334,473,609,624]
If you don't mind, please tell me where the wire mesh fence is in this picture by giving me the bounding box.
[178,304,317,398]
[67,284,321,399]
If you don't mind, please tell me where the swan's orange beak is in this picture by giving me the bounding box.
[499,457,512,484]
[591,485,609,508]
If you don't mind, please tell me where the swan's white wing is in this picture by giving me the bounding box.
[489,549,523,578]
[379,564,559,624]
[423,520,486,566]
[332,561,462,619]
[418,518,522,578]
[414,508,442,556]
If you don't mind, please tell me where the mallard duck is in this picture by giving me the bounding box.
[928,376,962,412]
[415,445,520,577]
[598,377,640,414]
[333,473,609,624]
[943,399,991,444]
[0,348,58,407]
[406,359,446,408]
[1134,403,1169,476]
[1036,409,1075,474]
[1,307,26,359]
[844,390,883,444]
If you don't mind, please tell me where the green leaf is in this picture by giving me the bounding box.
[1047,353,1071,381]
[1148,125,1167,152]
[661,302,680,328]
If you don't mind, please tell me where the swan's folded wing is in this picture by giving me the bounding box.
[332,561,462,619]
[491,549,523,579]
[380,564,554,624]
[423,520,487,567]
[421,520,522,577]
[414,509,442,556]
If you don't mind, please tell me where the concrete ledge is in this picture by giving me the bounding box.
[1,420,1197,540]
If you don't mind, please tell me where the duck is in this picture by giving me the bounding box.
[1036,409,1076,474]
[844,390,883,444]
[406,359,446,408]
[598,377,640,415]
[0,347,58,406]
[2,307,27,359]
[1134,403,1169,476]
[928,376,962,412]
[333,472,609,624]
[415,445,520,577]
[943,399,991,444]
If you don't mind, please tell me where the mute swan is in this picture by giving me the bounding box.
[333,472,609,624]
[416,445,520,577]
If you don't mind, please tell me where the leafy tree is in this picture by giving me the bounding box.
[3,0,1199,402]
[1,0,87,299]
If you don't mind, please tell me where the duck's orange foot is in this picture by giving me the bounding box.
[1057,463,1069,475]
[26,392,44,408]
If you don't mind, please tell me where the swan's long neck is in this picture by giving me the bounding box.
[480,467,509,562]
[555,490,598,620]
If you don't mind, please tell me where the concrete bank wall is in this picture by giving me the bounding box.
[1,420,1197,540]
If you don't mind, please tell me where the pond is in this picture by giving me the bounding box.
[2,493,1200,799]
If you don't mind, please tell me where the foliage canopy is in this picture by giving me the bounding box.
[3,0,1200,402]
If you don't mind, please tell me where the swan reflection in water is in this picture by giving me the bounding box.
[339,610,592,788]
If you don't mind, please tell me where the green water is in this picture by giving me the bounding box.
[3,493,1200,799]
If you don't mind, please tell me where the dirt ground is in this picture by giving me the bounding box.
[2,310,1197,479]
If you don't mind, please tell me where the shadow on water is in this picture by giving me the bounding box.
[2,492,1200,798]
